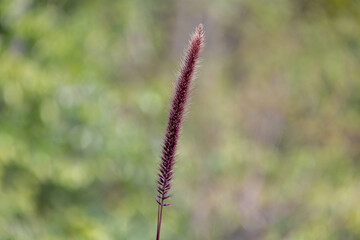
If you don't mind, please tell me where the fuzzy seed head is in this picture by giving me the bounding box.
[156,24,204,207]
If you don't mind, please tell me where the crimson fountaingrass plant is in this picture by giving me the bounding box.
[155,24,204,240]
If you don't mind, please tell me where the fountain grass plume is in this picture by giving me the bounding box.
[155,24,204,240]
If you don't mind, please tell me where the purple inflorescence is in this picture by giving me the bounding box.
[156,24,204,208]
[155,24,204,240]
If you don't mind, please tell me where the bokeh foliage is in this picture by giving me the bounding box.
[1,0,360,239]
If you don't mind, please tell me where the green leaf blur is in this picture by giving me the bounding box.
[1,0,360,239]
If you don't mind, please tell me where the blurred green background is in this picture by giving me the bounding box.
[1,0,360,239]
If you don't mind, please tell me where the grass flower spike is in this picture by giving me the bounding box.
[155,24,204,240]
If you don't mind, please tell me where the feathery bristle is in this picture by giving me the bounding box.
[155,24,204,240]
[156,24,204,207]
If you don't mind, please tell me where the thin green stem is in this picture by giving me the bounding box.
[156,199,164,240]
